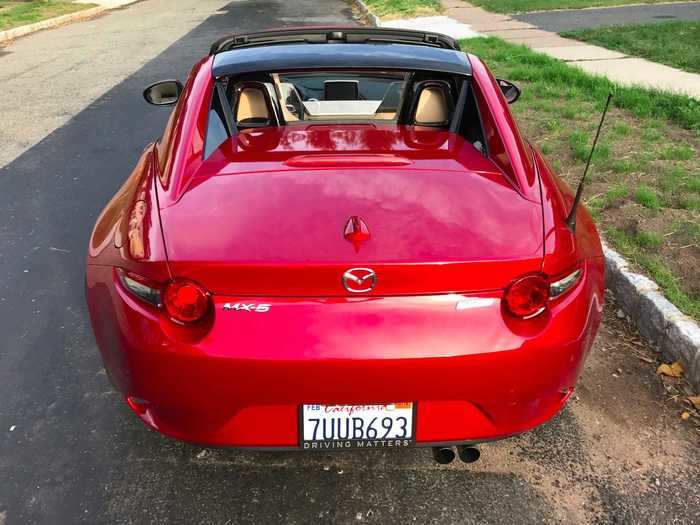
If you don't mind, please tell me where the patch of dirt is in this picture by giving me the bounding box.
[183,298,698,523]
[603,203,700,298]
[379,6,441,20]
[472,295,700,523]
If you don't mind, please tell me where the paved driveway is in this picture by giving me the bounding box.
[0,1,698,523]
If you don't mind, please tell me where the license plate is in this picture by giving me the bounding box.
[300,403,414,450]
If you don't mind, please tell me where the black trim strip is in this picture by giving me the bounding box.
[449,79,469,134]
[210,27,460,54]
[212,43,471,79]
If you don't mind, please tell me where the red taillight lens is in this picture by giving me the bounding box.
[503,274,550,318]
[162,279,211,324]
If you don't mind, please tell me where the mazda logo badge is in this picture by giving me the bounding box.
[342,268,377,293]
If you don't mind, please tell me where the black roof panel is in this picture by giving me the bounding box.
[212,43,471,78]
[210,27,460,54]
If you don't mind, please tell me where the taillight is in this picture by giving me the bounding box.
[162,278,212,324]
[503,267,583,319]
[503,274,549,319]
[549,268,582,299]
[117,268,161,306]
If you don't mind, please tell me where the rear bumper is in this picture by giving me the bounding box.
[86,258,604,447]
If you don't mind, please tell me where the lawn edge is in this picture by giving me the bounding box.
[358,1,700,392]
[0,5,106,45]
[605,244,700,390]
[469,1,692,15]
[560,22,700,76]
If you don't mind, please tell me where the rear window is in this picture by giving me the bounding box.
[204,68,486,160]
[222,70,412,126]
[274,71,407,122]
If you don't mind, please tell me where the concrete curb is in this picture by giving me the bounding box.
[0,6,107,45]
[354,1,479,39]
[356,1,700,392]
[604,244,700,390]
[353,0,380,26]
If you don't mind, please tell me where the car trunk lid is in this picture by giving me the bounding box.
[159,126,543,296]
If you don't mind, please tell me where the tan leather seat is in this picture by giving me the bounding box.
[276,81,300,122]
[414,86,449,127]
[235,87,270,124]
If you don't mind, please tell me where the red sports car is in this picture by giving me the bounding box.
[86,28,604,463]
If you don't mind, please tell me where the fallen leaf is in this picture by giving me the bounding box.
[687,396,700,409]
[680,411,690,421]
[657,362,684,378]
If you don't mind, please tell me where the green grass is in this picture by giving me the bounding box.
[659,145,694,161]
[363,0,441,18]
[606,185,628,201]
[659,166,700,211]
[674,219,700,242]
[588,185,628,216]
[468,0,678,14]
[611,122,630,137]
[568,130,610,161]
[634,185,661,209]
[461,37,700,132]
[611,159,644,174]
[635,231,662,250]
[460,36,700,319]
[0,1,95,31]
[687,174,700,192]
[680,195,700,211]
[562,22,700,75]
[606,228,700,319]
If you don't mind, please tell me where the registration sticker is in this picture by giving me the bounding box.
[300,403,415,450]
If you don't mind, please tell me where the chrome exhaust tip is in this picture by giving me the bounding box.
[432,446,456,464]
[457,445,481,463]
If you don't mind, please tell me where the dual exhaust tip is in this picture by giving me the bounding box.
[432,445,480,464]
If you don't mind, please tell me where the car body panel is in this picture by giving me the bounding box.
[88,145,170,283]
[156,56,214,203]
[158,125,543,295]
[467,53,538,200]
[86,254,602,447]
[85,29,605,449]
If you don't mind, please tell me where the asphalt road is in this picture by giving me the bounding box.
[0,1,698,524]
[514,1,700,32]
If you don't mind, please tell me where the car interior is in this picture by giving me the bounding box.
[203,70,488,158]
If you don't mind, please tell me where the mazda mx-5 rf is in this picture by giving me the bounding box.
[86,27,604,463]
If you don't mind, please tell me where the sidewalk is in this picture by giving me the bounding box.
[441,0,700,99]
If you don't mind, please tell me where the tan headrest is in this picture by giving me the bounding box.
[414,87,448,126]
[277,82,299,121]
[236,87,269,122]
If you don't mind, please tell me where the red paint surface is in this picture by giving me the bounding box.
[85,48,604,447]
[159,125,543,296]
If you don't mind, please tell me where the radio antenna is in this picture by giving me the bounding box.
[566,93,613,231]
